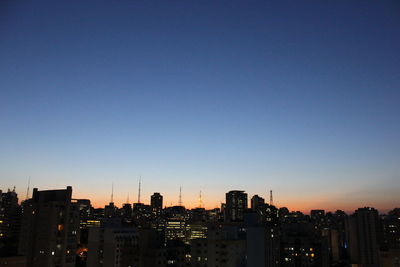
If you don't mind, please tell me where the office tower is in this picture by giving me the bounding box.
[347,207,381,267]
[0,188,22,256]
[151,192,163,214]
[251,194,265,211]
[18,186,79,267]
[225,190,248,222]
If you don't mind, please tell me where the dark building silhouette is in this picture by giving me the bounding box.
[104,202,116,218]
[251,194,265,211]
[122,203,132,219]
[347,207,381,267]
[151,192,163,215]
[0,188,21,256]
[18,186,79,267]
[225,190,248,222]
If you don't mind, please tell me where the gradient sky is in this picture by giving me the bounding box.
[1,0,399,213]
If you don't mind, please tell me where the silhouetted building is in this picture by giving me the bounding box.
[151,193,163,215]
[251,194,265,211]
[225,190,247,222]
[18,186,79,267]
[122,203,132,220]
[347,207,381,267]
[0,188,21,256]
[104,202,116,218]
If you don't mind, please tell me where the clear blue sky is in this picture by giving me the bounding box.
[1,0,399,212]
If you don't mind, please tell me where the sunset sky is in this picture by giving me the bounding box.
[1,0,399,213]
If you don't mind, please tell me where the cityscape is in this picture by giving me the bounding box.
[1,0,400,266]
[0,185,399,266]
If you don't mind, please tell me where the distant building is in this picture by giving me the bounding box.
[151,193,163,215]
[18,186,79,267]
[104,202,116,218]
[122,203,132,219]
[251,194,265,211]
[225,190,248,222]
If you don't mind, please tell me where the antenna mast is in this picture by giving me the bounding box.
[138,176,141,203]
[270,190,273,206]
[111,183,114,203]
[26,176,31,200]
[198,190,203,208]
[178,186,182,206]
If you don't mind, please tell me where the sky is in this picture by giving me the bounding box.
[0,0,399,213]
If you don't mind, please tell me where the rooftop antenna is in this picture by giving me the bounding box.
[111,183,114,203]
[25,176,30,200]
[198,190,203,208]
[138,176,141,203]
[178,186,182,206]
[127,192,130,204]
[270,190,273,206]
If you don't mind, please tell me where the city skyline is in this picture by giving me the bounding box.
[4,182,398,214]
[1,0,400,213]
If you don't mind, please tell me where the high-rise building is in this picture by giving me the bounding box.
[0,188,21,256]
[347,207,381,267]
[151,193,163,214]
[122,203,132,219]
[104,202,116,218]
[225,190,248,222]
[18,186,79,267]
[251,194,265,211]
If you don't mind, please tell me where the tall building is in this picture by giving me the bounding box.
[151,193,163,214]
[0,188,21,256]
[104,202,116,218]
[18,186,79,267]
[347,207,381,267]
[251,194,265,211]
[225,190,248,222]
